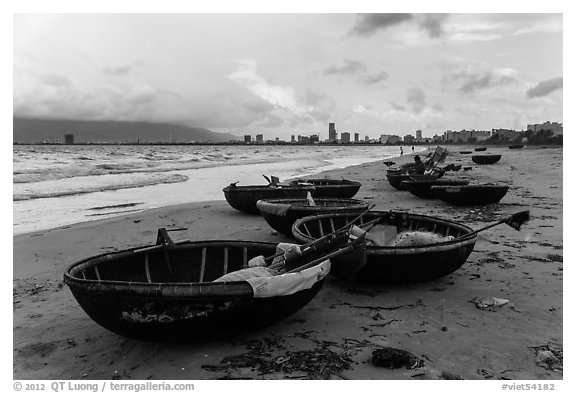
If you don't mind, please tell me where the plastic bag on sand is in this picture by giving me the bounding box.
[472,297,509,311]
[389,231,455,247]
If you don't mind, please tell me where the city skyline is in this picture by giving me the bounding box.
[14,13,563,140]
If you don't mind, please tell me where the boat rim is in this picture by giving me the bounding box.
[292,210,477,252]
[64,239,327,290]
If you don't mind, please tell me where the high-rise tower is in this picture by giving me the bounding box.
[328,123,337,142]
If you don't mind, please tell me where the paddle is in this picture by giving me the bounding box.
[284,237,365,274]
[460,210,530,239]
[263,204,376,265]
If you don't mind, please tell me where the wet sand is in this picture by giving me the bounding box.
[13,146,563,380]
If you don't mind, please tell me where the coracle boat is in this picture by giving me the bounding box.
[64,229,344,340]
[386,171,412,190]
[509,144,524,150]
[223,182,315,214]
[289,178,361,198]
[472,154,502,165]
[292,211,477,284]
[474,147,487,152]
[386,171,442,191]
[431,185,509,206]
[257,197,369,238]
[402,179,470,199]
[460,151,472,154]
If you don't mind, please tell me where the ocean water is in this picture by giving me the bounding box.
[13,144,421,234]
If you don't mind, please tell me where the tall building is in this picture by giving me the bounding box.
[256,134,264,143]
[354,133,359,142]
[416,130,422,141]
[328,123,337,142]
[527,121,563,136]
[341,132,351,144]
[64,134,74,144]
[244,135,252,143]
[291,135,296,143]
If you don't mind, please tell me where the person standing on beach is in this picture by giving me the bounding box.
[400,146,403,155]
[412,146,415,153]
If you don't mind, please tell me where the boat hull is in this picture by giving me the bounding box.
[386,172,442,191]
[257,198,368,237]
[223,185,315,214]
[431,185,509,206]
[472,155,502,165]
[64,240,328,340]
[402,179,470,199]
[293,179,361,198]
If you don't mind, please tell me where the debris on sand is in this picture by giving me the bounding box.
[531,343,563,371]
[441,371,463,380]
[371,347,424,369]
[471,297,509,311]
[202,340,353,379]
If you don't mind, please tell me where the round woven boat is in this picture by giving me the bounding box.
[431,185,509,206]
[474,147,487,152]
[257,198,369,237]
[387,172,442,190]
[472,154,502,165]
[402,179,470,199]
[292,211,476,284]
[64,239,332,340]
[223,184,315,214]
[290,178,361,198]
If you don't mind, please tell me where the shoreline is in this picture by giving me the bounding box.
[13,146,427,237]
[13,145,562,380]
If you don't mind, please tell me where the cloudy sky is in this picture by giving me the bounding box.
[13,13,563,139]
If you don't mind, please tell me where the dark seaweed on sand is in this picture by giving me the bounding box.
[202,341,353,379]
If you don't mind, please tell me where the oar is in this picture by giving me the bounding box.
[263,204,376,265]
[285,235,366,274]
[459,210,530,239]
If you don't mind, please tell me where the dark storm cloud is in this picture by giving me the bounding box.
[444,69,516,94]
[323,59,367,76]
[407,88,426,114]
[350,14,413,36]
[350,13,448,38]
[361,71,389,85]
[526,77,563,98]
[420,14,448,38]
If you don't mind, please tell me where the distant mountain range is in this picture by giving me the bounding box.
[13,118,240,143]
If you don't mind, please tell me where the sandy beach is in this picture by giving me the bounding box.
[13,146,563,380]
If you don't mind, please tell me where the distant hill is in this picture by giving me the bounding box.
[13,118,240,144]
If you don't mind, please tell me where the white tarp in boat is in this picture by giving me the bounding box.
[213,243,330,298]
